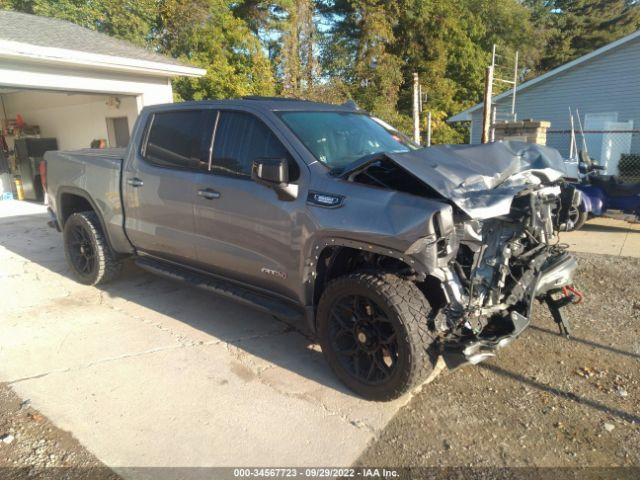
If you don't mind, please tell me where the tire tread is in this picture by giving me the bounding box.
[317,272,435,401]
[64,211,122,285]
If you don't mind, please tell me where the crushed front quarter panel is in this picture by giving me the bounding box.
[385,141,569,219]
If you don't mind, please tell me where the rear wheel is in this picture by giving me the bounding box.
[317,272,436,401]
[568,205,588,230]
[63,211,122,285]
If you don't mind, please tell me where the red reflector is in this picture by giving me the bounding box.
[39,160,47,190]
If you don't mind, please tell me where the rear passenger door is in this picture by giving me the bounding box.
[123,109,215,264]
[193,110,306,299]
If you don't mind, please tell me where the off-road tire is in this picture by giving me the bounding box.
[317,272,436,401]
[63,211,122,285]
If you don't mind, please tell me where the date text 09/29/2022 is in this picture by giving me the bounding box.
[233,467,399,478]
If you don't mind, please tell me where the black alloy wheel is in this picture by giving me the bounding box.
[63,211,122,285]
[329,294,399,385]
[67,223,97,276]
[317,272,436,401]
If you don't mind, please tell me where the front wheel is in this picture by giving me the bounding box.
[317,272,436,401]
[63,211,122,285]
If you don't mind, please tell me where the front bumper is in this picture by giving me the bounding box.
[444,252,578,367]
[535,253,578,297]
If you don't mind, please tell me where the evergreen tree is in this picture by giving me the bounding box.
[319,0,403,120]
[526,0,640,72]
[279,0,319,97]
[233,0,322,99]
[3,0,639,143]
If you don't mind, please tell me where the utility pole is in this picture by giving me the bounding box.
[412,73,421,145]
[481,65,494,144]
[427,111,432,147]
[511,51,519,117]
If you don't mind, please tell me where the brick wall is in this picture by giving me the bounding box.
[493,120,551,145]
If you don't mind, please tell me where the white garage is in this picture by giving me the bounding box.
[0,11,204,200]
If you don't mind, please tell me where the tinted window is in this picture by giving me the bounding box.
[143,110,209,170]
[212,111,292,178]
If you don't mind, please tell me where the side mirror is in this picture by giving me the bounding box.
[251,158,298,200]
[252,158,289,186]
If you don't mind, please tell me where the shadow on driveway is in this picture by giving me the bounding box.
[479,362,640,424]
[529,325,640,361]
[580,222,638,234]
[0,212,358,399]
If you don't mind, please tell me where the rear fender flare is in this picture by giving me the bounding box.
[56,187,119,255]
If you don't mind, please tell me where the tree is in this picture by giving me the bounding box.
[3,0,639,143]
[279,0,319,97]
[319,0,403,120]
[156,0,276,100]
[526,0,640,72]
[233,0,323,99]
[1,0,276,101]
[393,0,538,143]
[4,0,157,46]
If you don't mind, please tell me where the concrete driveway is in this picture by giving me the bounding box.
[3,200,638,475]
[561,216,640,258]
[0,201,413,472]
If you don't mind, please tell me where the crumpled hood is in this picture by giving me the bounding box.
[385,141,567,219]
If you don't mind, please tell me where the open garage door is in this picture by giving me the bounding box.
[1,89,138,150]
[1,88,138,201]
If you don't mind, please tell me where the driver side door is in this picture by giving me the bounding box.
[192,110,308,300]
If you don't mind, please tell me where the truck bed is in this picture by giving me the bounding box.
[45,147,133,254]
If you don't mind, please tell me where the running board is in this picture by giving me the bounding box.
[135,257,303,323]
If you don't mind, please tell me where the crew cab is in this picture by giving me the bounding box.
[44,98,581,400]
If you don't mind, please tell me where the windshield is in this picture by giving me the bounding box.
[278,111,417,169]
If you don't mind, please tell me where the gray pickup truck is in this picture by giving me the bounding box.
[44,97,581,400]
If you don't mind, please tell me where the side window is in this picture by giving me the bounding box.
[142,110,209,170]
[212,111,297,179]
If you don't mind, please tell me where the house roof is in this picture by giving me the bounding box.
[448,29,640,122]
[0,10,205,77]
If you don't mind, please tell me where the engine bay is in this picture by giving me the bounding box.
[342,142,582,363]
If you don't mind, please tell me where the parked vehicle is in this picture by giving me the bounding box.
[44,98,581,400]
[570,151,640,229]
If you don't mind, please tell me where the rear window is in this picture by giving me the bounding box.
[142,110,210,170]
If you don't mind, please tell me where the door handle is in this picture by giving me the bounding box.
[197,188,221,200]
[127,177,144,187]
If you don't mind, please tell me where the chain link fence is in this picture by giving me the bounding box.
[546,130,640,183]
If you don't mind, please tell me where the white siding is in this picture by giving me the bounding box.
[470,36,640,147]
[0,59,173,107]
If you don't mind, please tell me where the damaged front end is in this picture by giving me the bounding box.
[433,186,580,366]
[344,141,583,366]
